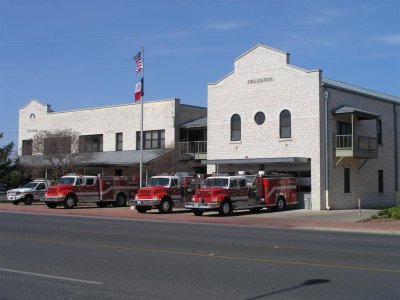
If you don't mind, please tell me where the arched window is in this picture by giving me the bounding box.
[280,110,291,138]
[231,114,241,141]
[377,119,382,145]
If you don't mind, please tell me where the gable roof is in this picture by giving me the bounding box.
[21,99,47,110]
[209,43,319,85]
[233,43,288,62]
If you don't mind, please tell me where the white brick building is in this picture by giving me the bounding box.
[206,44,399,210]
[19,98,206,176]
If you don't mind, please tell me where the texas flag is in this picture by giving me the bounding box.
[134,79,144,102]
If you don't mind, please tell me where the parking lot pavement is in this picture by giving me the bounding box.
[0,202,398,235]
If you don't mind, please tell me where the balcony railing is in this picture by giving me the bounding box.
[335,135,377,158]
[180,141,207,160]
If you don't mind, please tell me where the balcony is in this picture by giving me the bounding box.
[335,135,378,158]
[180,141,207,160]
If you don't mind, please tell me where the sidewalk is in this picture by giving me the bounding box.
[234,209,400,235]
[0,202,399,235]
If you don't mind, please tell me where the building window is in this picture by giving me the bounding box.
[377,119,382,145]
[279,110,291,138]
[136,130,165,150]
[22,139,32,155]
[79,134,103,153]
[344,168,350,193]
[231,114,241,141]
[115,169,123,176]
[44,136,71,154]
[254,112,265,125]
[337,121,352,148]
[116,133,123,151]
[337,121,352,135]
[378,170,384,193]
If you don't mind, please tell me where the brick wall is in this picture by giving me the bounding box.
[207,45,324,209]
[326,88,399,208]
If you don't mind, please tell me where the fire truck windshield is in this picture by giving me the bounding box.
[148,177,170,187]
[205,178,229,188]
[60,177,76,185]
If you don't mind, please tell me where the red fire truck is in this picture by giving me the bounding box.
[185,174,297,216]
[130,175,200,214]
[41,174,138,209]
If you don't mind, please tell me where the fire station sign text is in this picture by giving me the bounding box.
[247,77,273,84]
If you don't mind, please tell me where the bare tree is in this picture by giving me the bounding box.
[32,129,93,180]
[148,143,197,176]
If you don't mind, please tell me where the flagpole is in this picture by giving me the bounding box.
[139,46,144,188]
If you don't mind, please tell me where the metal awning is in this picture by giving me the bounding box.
[20,149,169,167]
[202,157,310,165]
[180,116,207,129]
[332,105,379,120]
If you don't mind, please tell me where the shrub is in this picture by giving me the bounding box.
[387,207,400,220]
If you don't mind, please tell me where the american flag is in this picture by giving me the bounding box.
[133,51,143,73]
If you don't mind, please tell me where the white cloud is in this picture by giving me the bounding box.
[373,34,400,46]
[300,10,346,25]
[203,21,248,31]
[145,21,249,43]
[353,51,400,61]
[150,47,210,57]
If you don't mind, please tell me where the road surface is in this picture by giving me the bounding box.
[1,212,399,299]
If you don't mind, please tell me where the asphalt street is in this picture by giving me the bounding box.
[1,212,399,300]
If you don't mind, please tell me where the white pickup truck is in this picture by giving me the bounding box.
[6,179,50,205]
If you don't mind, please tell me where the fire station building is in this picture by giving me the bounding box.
[205,44,399,210]
[19,98,207,176]
[17,44,399,210]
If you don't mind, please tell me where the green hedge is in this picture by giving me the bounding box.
[377,207,400,220]
[387,207,400,220]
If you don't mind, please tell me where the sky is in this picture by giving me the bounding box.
[1,0,399,148]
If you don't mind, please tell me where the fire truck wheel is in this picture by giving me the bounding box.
[219,200,232,216]
[113,193,127,207]
[193,209,204,216]
[24,195,34,205]
[46,203,57,209]
[275,197,286,211]
[159,198,172,214]
[12,200,20,205]
[136,206,148,214]
[64,195,76,209]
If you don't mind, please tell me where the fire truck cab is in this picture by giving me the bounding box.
[185,174,297,216]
